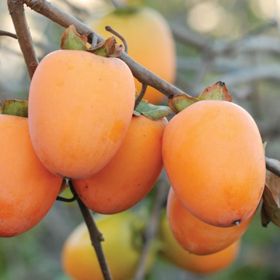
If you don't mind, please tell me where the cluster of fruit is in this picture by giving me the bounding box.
[0,3,267,279]
[0,5,175,237]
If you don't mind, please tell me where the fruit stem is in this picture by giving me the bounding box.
[134,83,147,109]
[69,180,112,280]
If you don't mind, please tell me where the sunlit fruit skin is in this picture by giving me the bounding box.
[62,212,141,280]
[0,115,62,237]
[74,116,165,214]
[160,214,240,274]
[167,189,251,255]
[163,100,265,227]
[92,7,176,104]
[29,50,135,179]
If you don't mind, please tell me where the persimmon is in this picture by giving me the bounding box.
[160,214,240,274]
[73,115,165,214]
[92,7,176,104]
[0,115,62,237]
[28,50,135,179]
[163,100,265,227]
[62,212,142,280]
[167,189,251,255]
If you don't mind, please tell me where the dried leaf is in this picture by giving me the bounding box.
[198,81,232,102]
[0,99,28,117]
[261,170,280,227]
[266,170,280,207]
[135,100,172,120]
[88,37,124,57]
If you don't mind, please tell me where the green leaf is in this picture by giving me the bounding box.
[135,100,172,120]
[0,99,28,117]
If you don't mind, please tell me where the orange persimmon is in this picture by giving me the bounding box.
[160,213,240,274]
[92,7,176,104]
[74,115,165,214]
[0,115,62,237]
[167,189,251,255]
[163,100,265,227]
[28,50,135,179]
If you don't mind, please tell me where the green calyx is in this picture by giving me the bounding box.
[168,81,232,113]
[0,99,28,117]
[60,25,88,51]
[134,100,172,121]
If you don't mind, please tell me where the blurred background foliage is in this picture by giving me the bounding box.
[0,0,280,279]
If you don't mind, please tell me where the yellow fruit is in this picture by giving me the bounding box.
[91,7,176,104]
[62,212,141,280]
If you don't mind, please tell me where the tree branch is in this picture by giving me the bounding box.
[133,179,169,280]
[69,180,112,280]
[23,0,190,98]
[7,0,38,79]
[0,30,18,39]
[266,157,280,177]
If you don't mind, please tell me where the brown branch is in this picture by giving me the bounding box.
[0,30,18,39]
[266,157,280,177]
[7,0,38,79]
[133,179,169,280]
[69,180,112,280]
[23,0,190,98]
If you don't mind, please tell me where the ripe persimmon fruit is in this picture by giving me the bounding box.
[0,115,62,237]
[167,189,252,255]
[160,214,240,274]
[28,50,135,179]
[163,100,265,227]
[92,7,176,104]
[62,212,141,280]
[73,115,165,214]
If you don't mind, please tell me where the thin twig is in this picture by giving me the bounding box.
[134,83,147,109]
[7,0,38,79]
[134,180,169,280]
[0,30,18,39]
[266,157,280,177]
[56,195,76,202]
[105,25,128,52]
[69,180,112,280]
[23,0,190,98]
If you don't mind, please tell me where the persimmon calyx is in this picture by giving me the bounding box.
[198,81,232,102]
[87,37,124,58]
[61,25,124,57]
[0,99,28,117]
[168,94,198,113]
[261,170,280,227]
[60,25,88,51]
[168,81,232,113]
[134,100,172,120]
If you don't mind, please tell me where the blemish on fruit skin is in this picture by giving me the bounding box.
[233,219,241,226]
[108,120,125,143]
